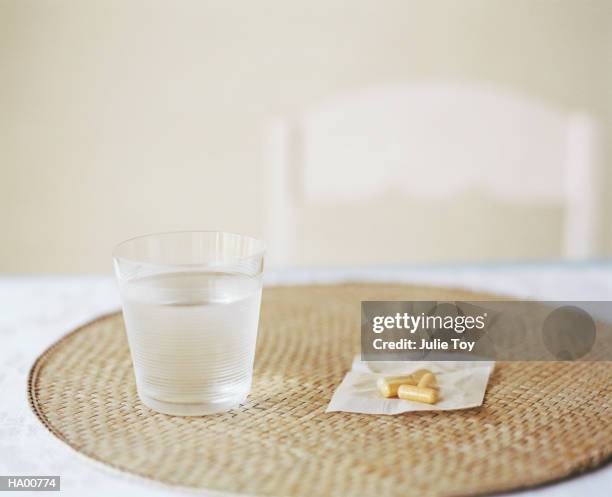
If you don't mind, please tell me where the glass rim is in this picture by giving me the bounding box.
[112,230,266,266]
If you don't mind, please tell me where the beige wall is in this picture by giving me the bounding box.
[1,0,611,272]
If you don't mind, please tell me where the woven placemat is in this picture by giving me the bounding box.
[29,283,612,497]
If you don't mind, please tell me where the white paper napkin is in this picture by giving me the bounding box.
[326,357,495,414]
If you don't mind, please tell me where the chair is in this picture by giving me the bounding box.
[264,82,601,266]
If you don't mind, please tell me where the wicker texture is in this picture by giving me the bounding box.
[29,283,612,497]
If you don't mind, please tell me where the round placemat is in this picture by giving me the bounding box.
[29,283,612,497]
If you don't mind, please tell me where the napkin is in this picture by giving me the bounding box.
[326,357,495,414]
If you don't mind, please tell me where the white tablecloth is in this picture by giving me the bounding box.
[1,263,611,496]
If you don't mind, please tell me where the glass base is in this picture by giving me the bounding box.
[139,392,247,416]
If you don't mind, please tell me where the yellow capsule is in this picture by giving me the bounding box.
[376,369,432,398]
[397,384,439,404]
[417,372,437,389]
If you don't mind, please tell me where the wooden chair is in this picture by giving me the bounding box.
[264,82,601,266]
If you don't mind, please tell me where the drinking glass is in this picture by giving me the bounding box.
[113,231,265,415]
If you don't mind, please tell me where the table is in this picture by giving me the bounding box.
[2,262,611,496]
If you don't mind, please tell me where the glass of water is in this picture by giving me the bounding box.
[113,231,265,416]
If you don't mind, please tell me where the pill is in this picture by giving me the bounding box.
[417,372,437,389]
[376,369,432,398]
[397,384,439,404]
